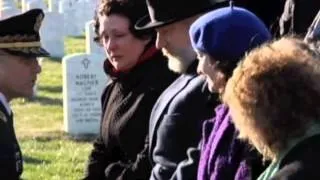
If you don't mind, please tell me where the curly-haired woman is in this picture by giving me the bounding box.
[224,37,320,180]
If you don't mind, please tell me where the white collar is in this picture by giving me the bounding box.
[0,92,12,115]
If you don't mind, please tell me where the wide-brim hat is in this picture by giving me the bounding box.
[135,0,229,30]
[0,9,50,57]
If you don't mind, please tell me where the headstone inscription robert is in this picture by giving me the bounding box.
[63,53,109,135]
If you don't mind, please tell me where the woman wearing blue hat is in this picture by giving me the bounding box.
[189,5,271,180]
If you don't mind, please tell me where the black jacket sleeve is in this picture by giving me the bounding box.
[170,147,200,180]
[103,136,151,180]
[83,85,122,180]
[83,135,122,180]
[0,117,20,180]
[271,135,320,180]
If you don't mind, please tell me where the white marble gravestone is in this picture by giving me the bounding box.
[75,0,96,34]
[48,0,60,12]
[85,20,106,56]
[0,0,20,19]
[59,0,81,36]
[21,0,32,12]
[40,12,64,57]
[59,0,96,36]
[26,0,47,11]
[63,53,109,135]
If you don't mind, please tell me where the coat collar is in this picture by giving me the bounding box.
[148,60,199,156]
[0,92,11,115]
[104,46,158,79]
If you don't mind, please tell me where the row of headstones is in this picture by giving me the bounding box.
[29,19,107,135]
[40,18,105,58]
[62,52,108,135]
[40,18,104,58]
[2,0,99,35]
[33,51,107,136]
[1,0,102,58]
[1,0,108,135]
[29,22,107,135]
[61,0,107,135]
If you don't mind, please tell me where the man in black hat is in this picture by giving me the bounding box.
[0,9,49,179]
[135,0,228,179]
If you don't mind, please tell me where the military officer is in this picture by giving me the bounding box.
[0,9,49,179]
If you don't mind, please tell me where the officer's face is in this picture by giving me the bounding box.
[0,53,41,101]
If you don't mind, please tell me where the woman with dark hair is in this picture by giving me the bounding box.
[224,37,320,180]
[188,6,271,180]
[83,0,177,179]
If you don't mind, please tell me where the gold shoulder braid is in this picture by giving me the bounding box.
[0,34,37,43]
[0,110,7,123]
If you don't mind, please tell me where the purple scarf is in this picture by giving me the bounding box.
[197,104,252,180]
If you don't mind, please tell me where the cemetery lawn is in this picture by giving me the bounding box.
[11,36,96,180]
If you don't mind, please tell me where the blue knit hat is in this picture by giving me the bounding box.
[189,6,271,63]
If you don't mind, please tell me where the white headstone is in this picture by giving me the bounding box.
[26,0,47,11]
[86,0,99,9]
[76,0,96,34]
[40,12,64,57]
[59,0,81,36]
[48,0,60,12]
[85,20,106,56]
[63,53,109,135]
[21,0,29,12]
[0,0,20,19]
[59,0,97,36]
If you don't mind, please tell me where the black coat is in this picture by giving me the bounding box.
[279,0,320,36]
[148,61,219,180]
[271,134,320,180]
[0,102,23,180]
[83,51,178,180]
[235,0,285,36]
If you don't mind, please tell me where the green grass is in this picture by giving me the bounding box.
[11,36,96,180]
[20,136,92,180]
[65,36,87,54]
[13,59,63,137]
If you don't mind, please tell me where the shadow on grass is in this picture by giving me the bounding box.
[67,133,98,143]
[13,96,62,106]
[24,155,51,165]
[20,131,97,143]
[26,96,62,106]
[19,131,66,142]
[35,134,97,143]
[38,85,62,94]
[41,56,62,63]
[47,57,62,62]
[68,35,85,39]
